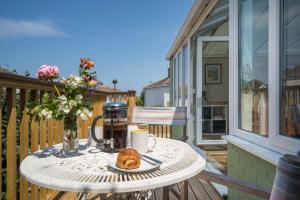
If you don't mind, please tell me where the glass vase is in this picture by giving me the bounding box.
[63,118,79,153]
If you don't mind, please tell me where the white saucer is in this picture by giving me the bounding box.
[108,157,161,173]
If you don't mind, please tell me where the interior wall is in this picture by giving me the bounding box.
[202,57,229,104]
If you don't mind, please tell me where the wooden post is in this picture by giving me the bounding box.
[48,119,54,146]
[54,120,60,144]
[39,91,47,200]
[20,89,29,200]
[127,90,136,123]
[30,90,39,200]
[6,88,17,200]
[91,94,106,126]
[59,119,64,143]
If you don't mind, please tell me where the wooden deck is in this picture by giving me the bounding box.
[47,175,223,200]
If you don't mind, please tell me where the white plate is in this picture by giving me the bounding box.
[108,157,161,173]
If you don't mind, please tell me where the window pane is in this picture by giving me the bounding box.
[239,0,269,136]
[280,0,300,140]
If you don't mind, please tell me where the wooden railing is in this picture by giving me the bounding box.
[148,125,172,139]
[0,72,136,200]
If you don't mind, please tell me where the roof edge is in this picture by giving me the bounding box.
[166,0,204,60]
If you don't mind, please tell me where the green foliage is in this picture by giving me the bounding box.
[24,71,30,77]
[136,90,145,106]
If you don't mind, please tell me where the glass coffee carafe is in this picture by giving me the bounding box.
[91,102,128,152]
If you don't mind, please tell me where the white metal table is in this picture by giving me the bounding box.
[20,138,206,199]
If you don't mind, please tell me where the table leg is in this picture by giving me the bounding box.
[178,180,188,200]
[77,193,88,200]
[163,186,170,200]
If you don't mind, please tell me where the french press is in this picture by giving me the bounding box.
[91,79,128,152]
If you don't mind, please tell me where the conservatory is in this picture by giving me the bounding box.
[166,0,300,199]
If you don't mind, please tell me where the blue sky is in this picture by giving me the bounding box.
[0,0,194,94]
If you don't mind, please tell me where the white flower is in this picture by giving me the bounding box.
[75,76,81,82]
[58,104,70,114]
[45,111,52,119]
[75,94,83,102]
[58,95,67,104]
[76,109,82,115]
[82,108,89,114]
[80,113,88,120]
[61,75,83,89]
[69,100,77,108]
[40,109,52,119]
[77,108,92,120]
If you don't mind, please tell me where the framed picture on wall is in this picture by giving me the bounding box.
[205,64,221,84]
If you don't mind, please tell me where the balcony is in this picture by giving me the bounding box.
[0,72,226,200]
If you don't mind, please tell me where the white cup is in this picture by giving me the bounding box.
[88,126,103,147]
[130,129,156,153]
[127,125,138,146]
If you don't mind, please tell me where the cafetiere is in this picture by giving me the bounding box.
[91,79,128,152]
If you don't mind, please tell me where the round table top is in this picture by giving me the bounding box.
[20,138,206,193]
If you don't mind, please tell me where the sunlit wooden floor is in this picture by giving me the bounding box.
[47,175,223,200]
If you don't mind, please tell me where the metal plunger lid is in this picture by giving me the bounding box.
[103,79,127,111]
[103,102,127,111]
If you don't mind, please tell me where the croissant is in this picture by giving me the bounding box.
[116,148,141,169]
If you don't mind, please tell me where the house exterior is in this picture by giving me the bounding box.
[144,77,170,107]
[167,0,300,199]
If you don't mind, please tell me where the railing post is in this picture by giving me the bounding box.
[91,94,106,126]
[6,88,17,200]
[20,89,29,200]
[127,90,136,123]
[29,90,39,200]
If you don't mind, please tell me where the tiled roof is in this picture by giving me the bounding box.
[144,77,170,89]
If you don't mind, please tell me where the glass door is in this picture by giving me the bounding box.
[195,37,229,144]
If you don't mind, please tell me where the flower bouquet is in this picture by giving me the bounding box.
[27,58,98,153]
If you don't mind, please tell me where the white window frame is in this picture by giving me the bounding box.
[178,50,183,106]
[229,0,300,155]
[173,56,178,106]
[172,58,175,106]
[172,41,194,144]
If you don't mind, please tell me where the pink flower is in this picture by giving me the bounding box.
[36,64,60,80]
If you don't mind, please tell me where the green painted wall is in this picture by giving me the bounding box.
[171,126,185,140]
[228,143,276,200]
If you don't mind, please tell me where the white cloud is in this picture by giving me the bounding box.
[0,18,66,38]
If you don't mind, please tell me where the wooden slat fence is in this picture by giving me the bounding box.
[148,125,172,139]
[0,72,136,200]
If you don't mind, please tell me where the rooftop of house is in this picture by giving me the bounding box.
[144,77,170,89]
[96,84,123,93]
